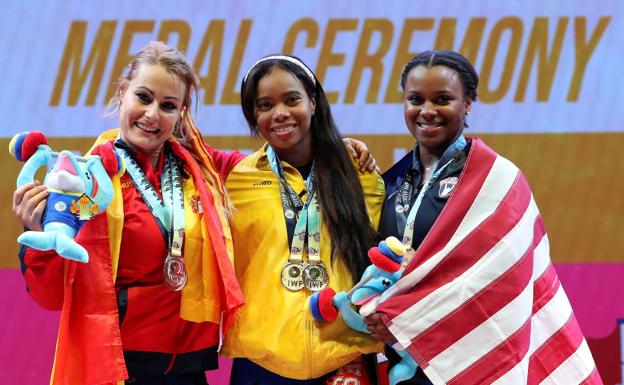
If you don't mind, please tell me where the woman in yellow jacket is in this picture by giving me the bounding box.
[222,54,385,384]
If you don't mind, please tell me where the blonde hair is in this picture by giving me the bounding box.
[109,41,234,216]
[108,41,200,144]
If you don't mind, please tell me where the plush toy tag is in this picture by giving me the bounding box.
[70,195,100,220]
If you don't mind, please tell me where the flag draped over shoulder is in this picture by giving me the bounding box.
[376,139,602,385]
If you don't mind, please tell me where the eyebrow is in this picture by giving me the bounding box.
[406,88,453,94]
[136,86,182,101]
[256,89,303,100]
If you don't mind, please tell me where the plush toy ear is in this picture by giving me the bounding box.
[90,141,124,177]
[9,131,47,162]
[385,236,407,256]
[310,287,338,322]
[368,247,401,273]
[378,241,404,264]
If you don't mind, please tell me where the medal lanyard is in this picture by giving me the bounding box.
[266,146,321,265]
[114,144,185,258]
[398,158,453,249]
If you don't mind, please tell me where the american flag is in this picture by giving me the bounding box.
[376,139,602,385]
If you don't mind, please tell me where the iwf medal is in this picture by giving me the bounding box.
[281,261,305,291]
[302,262,329,291]
[164,255,188,291]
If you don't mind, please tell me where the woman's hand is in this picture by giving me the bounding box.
[343,137,380,173]
[364,312,395,343]
[13,182,48,231]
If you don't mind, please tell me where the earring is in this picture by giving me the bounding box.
[465,109,471,116]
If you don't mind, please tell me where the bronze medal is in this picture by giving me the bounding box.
[164,255,188,291]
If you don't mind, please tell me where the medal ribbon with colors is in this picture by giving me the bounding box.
[266,146,328,292]
[396,159,453,251]
[115,141,188,291]
[396,136,467,266]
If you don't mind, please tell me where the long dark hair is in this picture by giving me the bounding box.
[240,55,378,281]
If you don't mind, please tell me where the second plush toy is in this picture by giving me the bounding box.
[310,236,418,385]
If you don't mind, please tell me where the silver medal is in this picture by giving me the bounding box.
[302,262,329,291]
[164,255,188,291]
[281,261,305,291]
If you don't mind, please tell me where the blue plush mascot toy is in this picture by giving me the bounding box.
[9,131,124,263]
[310,236,418,385]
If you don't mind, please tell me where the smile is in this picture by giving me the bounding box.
[135,122,159,134]
[417,122,444,130]
[271,123,296,134]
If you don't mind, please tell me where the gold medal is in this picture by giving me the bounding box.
[302,262,329,291]
[402,249,417,269]
[281,261,305,291]
[164,255,188,291]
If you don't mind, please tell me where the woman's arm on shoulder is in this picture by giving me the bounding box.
[343,137,379,173]
[207,146,246,179]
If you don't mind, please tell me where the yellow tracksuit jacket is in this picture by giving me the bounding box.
[222,145,385,379]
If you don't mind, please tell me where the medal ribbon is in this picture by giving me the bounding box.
[114,142,185,259]
[398,159,452,249]
[266,146,321,265]
[397,135,467,249]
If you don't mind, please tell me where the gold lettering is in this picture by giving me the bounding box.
[220,19,253,105]
[479,17,523,103]
[50,20,116,106]
[345,19,393,104]
[384,19,435,103]
[193,20,225,105]
[568,16,611,101]
[431,18,488,64]
[104,20,155,103]
[515,17,568,102]
[434,18,456,50]
[157,20,191,54]
[459,18,487,64]
[283,18,319,54]
[316,19,358,103]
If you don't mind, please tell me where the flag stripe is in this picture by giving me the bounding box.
[382,155,519,302]
[531,279,569,350]
[532,263,560,315]
[403,142,498,271]
[491,258,577,385]
[427,281,534,382]
[579,369,603,385]
[390,173,531,329]
[490,354,530,385]
[529,314,583,384]
[435,233,565,384]
[539,339,597,385]
[411,217,546,362]
[449,318,532,385]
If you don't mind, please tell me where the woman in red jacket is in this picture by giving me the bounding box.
[12,41,244,385]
